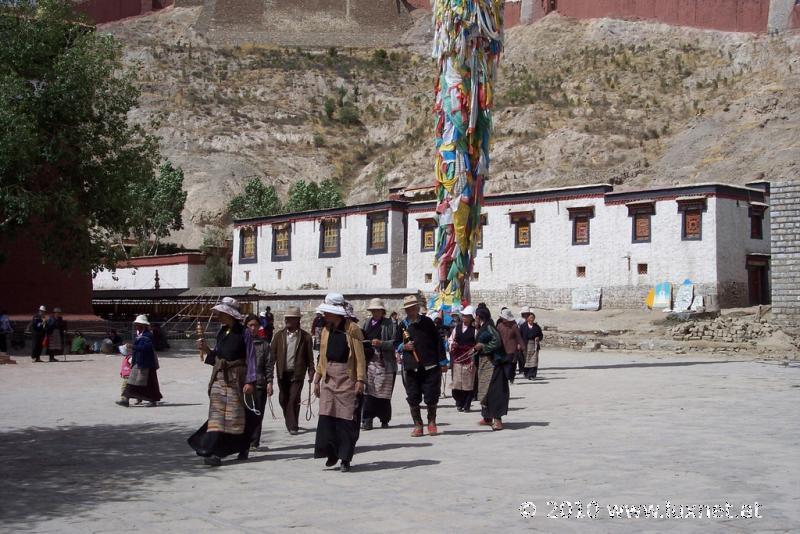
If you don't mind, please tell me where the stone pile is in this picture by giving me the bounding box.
[670,316,775,343]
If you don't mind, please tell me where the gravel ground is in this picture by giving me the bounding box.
[1,350,798,532]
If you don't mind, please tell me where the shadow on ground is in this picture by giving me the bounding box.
[0,422,202,526]
[351,459,440,472]
[545,361,733,371]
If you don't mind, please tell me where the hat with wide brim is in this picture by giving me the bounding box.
[39,305,47,312]
[133,314,150,326]
[318,303,347,316]
[367,298,386,311]
[402,295,420,309]
[500,309,515,322]
[519,306,532,316]
[284,306,302,318]
[460,305,475,317]
[212,297,243,321]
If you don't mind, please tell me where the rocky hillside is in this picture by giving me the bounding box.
[104,7,799,247]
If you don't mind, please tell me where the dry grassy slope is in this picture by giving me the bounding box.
[106,9,799,247]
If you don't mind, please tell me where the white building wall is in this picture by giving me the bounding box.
[93,263,194,290]
[714,197,772,305]
[408,196,721,298]
[233,209,406,291]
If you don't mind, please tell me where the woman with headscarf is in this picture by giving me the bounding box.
[188,297,257,467]
[117,314,162,407]
[473,307,510,431]
[312,298,366,472]
[448,306,477,412]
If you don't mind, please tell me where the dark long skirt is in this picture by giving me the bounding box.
[124,368,163,402]
[314,362,361,463]
[362,395,392,424]
[480,365,510,420]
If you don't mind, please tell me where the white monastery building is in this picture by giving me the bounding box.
[92,253,209,291]
[232,182,771,309]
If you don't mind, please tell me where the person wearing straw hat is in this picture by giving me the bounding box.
[312,297,366,472]
[395,295,448,437]
[448,305,478,412]
[118,314,163,407]
[188,297,257,467]
[270,306,314,435]
[360,297,397,430]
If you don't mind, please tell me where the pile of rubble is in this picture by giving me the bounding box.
[669,316,775,343]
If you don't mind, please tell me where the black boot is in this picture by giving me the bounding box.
[340,461,351,473]
[362,418,373,431]
[532,367,538,379]
[325,455,338,467]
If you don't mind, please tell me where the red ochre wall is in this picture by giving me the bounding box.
[551,0,769,33]
[73,0,174,25]
[405,0,771,32]
[0,238,93,317]
[792,4,800,29]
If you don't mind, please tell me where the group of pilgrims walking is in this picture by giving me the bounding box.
[118,292,544,471]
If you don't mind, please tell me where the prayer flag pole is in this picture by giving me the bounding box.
[431,0,504,313]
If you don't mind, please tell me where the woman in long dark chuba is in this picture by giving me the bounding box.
[189,297,257,467]
[473,307,510,431]
[312,297,366,472]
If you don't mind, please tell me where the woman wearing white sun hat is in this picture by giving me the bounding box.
[188,297,257,467]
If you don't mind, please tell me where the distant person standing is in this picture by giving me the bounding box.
[520,312,544,380]
[30,306,47,363]
[0,310,12,356]
[45,307,66,362]
[263,306,275,343]
[270,307,314,435]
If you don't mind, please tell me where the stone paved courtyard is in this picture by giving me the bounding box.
[0,350,798,532]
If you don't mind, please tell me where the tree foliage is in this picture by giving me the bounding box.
[227,177,281,220]
[0,0,183,271]
[285,179,344,213]
[200,226,231,287]
[128,161,187,256]
[227,177,343,219]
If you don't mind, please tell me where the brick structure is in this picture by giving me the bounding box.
[770,180,800,327]
[408,0,799,33]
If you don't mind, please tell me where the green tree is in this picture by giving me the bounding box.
[284,179,343,212]
[317,179,344,209]
[227,177,281,220]
[128,161,187,256]
[285,180,321,212]
[0,0,165,272]
[200,226,231,287]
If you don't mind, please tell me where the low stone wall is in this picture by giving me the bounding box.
[669,315,776,343]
